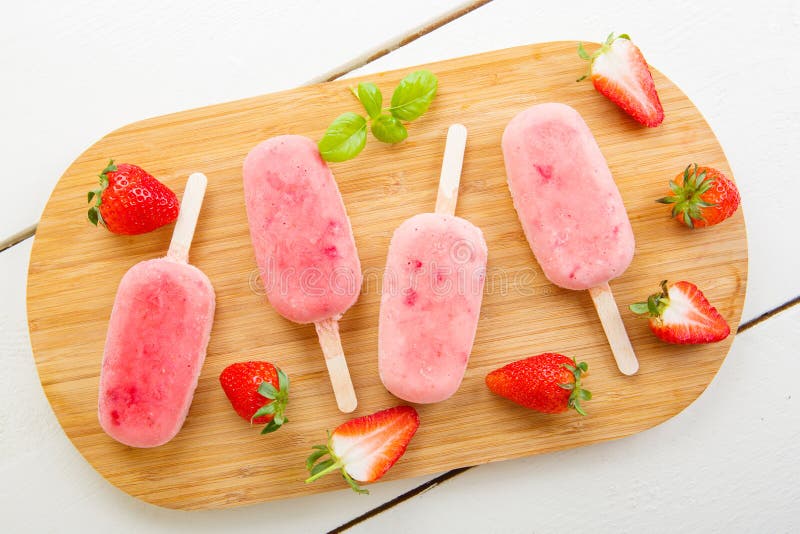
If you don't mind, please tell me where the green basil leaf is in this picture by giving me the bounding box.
[390,70,438,121]
[357,82,383,119]
[371,114,408,144]
[318,112,368,162]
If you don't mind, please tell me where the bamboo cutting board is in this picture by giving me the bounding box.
[27,41,747,510]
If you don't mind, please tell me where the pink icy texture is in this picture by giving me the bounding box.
[502,103,634,290]
[379,213,487,404]
[98,258,215,448]
[243,135,362,324]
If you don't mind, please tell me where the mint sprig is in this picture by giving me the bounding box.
[318,70,438,162]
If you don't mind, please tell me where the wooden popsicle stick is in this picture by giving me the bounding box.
[167,172,208,263]
[589,282,639,375]
[434,124,468,215]
[314,318,357,413]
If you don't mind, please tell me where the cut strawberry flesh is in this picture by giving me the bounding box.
[657,282,730,343]
[331,406,419,482]
[592,38,664,127]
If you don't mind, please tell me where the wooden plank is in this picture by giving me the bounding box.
[26,41,747,510]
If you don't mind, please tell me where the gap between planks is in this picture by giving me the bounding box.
[328,293,800,533]
[0,0,494,253]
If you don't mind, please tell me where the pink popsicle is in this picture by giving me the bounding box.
[244,135,361,412]
[379,124,488,403]
[243,135,362,324]
[502,103,638,375]
[379,213,487,403]
[98,173,215,447]
[502,103,634,290]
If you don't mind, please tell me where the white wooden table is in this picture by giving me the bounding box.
[2,1,798,531]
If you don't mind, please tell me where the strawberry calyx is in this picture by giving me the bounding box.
[87,159,116,227]
[305,432,369,494]
[629,279,671,323]
[656,164,717,228]
[576,32,631,81]
[251,367,289,434]
[558,357,592,416]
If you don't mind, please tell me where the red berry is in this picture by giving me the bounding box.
[629,280,731,344]
[305,406,420,494]
[486,353,591,415]
[578,33,664,127]
[658,164,740,228]
[87,160,179,235]
[219,361,289,434]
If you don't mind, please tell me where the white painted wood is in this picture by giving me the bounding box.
[351,305,800,533]
[0,0,473,243]
[1,240,437,532]
[345,0,800,324]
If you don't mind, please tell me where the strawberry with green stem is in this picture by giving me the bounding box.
[305,406,420,494]
[486,353,591,415]
[219,362,289,434]
[629,280,731,344]
[578,33,664,127]
[87,159,179,235]
[657,164,740,228]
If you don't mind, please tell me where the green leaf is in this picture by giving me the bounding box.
[258,381,278,399]
[559,382,575,390]
[251,402,276,421]
[579,389,592,401]
[618,33,631,40]
[578,362,588,373]
[371,114,408,144]
[577,42,590,60]
[310,459,335,477]
[87,191,95,203]
[277,368,289,394]
[629,302,649,314]
[87,208,99,226]
[306,448,328,471]
[341,470,369,495]
[318,112,368,162]
[390,70,438,121]
[261,420,281,434]
[357,83,383,119]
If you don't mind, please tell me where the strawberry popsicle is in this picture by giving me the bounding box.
[98,173,215,447]
[379,125,488,403]
[244,135,361,412]
[502,103,639,375]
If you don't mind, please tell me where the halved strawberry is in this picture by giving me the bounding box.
[629,280,731,344]
[305,406,420,494]
[657,164,740,228]
[578,33,664,127]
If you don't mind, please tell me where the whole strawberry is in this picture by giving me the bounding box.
[629,280,730,344]
[306,406,420,494]
[87,160,179,234]
[485,353,591,415]
[578,33,664,127]
[657,164,740,228]
[219,361,289,434]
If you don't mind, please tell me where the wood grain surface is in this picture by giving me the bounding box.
[26,41,748,510]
